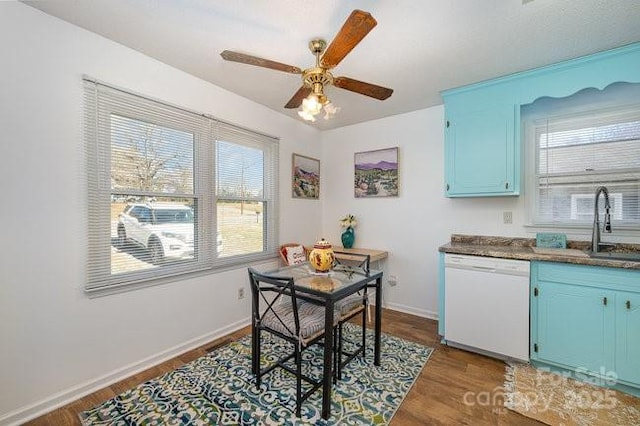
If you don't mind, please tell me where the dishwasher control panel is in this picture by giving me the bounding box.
[444,254,530,276]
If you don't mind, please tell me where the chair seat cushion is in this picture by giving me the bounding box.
[335,293,365,317]
[261,300,326,344]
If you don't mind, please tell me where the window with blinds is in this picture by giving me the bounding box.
[525,83,640,228]
[84,78,279,293]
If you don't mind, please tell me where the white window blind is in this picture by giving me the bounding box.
[84,78,279,293]
[525,84,640,228]
[214,123,279,267]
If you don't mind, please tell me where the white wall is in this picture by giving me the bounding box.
[0,3,322,424]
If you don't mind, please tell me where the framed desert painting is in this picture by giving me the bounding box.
[354,147,399,198]
[292,153,320,199]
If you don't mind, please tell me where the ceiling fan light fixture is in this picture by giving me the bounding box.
[299,88,336,121]
[301,93,323,115]
[323,101,340,120]
[298,109,317,122]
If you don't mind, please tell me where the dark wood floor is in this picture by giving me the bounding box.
[25,309,543,425]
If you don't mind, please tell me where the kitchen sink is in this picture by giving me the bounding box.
[589,251,640,262]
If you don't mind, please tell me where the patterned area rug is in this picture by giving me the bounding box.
[80,323,433,425]
[505,363,640,426]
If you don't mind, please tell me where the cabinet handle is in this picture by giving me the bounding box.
[627,300,631,310]
[446,120,450,128]
[603,297,608,306]
[446,183,450,191]
[505,182,509,189]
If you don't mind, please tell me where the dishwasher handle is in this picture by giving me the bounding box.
[470,265,496,272]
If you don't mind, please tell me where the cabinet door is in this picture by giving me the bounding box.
[616,292,640,385]
[534,281,615,374]
[445,103,517,197]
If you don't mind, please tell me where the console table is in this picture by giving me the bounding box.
[334,247,388,263]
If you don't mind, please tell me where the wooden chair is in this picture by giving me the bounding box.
[248,267,326,416]
[331,252,371,380]
[279,243,308,265]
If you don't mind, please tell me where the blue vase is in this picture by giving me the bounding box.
[341,227,355,249]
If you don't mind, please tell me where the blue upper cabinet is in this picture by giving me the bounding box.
[442,42,640,198]
[444,87,519,196]
[519,43,640,105]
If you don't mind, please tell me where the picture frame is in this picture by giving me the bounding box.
[354,147,399,198]
[292,153,320,199]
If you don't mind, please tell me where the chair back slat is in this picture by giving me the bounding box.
[247,267,328,417]
[248,267,301,338]
[332,252,371,275]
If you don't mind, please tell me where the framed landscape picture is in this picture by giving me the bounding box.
[354,147,399,198]
[292,153,320,199]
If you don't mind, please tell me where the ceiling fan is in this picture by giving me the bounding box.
[220,9,393,122]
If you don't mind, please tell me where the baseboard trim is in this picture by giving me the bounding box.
[383,302,439,320]
[0,317,251,426]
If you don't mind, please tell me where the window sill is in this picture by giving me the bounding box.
[84,255,279,299]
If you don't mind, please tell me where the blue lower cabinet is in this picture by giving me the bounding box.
[438,252,445,337]
[616,292,640,385]
[530,261,640,395]
[534,281,615,373]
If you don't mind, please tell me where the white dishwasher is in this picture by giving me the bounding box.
[444,254,530,361]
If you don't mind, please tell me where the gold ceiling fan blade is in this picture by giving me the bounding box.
[220,50,302,74]
[320,10,377,69]
[284,86,312,108]
[333,76,393,100]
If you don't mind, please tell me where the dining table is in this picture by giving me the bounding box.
[262,261,384,420]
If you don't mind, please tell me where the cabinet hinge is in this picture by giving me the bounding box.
[603,297,608,306]
[534,343,538,353]
[627,300,631,310]
[534,287,538,297]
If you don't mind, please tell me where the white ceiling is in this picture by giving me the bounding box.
[23,0,640,130]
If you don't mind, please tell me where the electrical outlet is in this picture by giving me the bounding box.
[238,288,245,300]
[387,275,398,287]
[503,211,513,224]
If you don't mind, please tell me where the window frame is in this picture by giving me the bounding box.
[211,134,279,269]
[84,77,279,295]
[524,99,640,231]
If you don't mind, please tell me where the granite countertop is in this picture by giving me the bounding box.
[439,234,640,270]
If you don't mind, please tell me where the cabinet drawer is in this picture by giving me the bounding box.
[534,261,640,291]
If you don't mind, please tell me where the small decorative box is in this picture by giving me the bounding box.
[536,233,567,248]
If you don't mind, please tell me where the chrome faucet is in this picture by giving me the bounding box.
[592,186,612,253]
